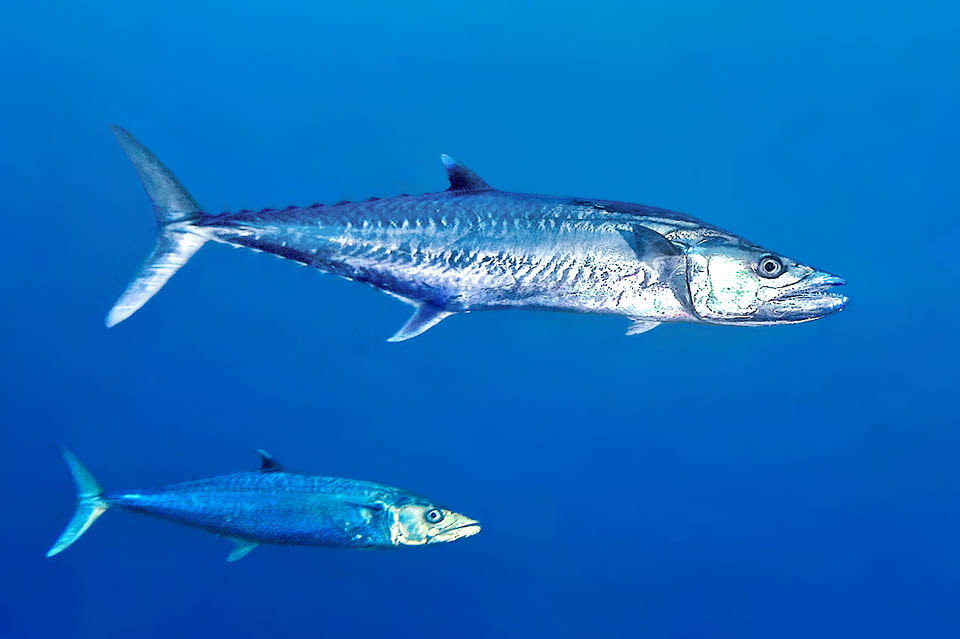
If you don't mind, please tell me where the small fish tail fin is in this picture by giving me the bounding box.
[47,447,109,557]
[106,125,208,328]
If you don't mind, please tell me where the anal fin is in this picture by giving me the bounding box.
[387,303,453,342]
[226,537,258,562]
[626,319,661,336]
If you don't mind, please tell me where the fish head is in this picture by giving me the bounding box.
[391,502,481,546]
[684,235,847,324]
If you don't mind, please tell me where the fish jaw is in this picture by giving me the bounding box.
[428,515,482,544]
[753,271,848,323]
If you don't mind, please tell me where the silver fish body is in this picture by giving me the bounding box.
[198,192,696,322]
[105,127,847,339]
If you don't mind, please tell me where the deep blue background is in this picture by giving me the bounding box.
[2,1,958,637]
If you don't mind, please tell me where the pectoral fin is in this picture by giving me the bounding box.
[619,226,682,261]
[626,319,661,335]
[346,501,386,524]
[346,501,385,512]
[387,303,453,342]
[226,538,258,562]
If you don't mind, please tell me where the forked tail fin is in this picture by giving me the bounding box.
[105,125,207,327]
[47,447,108,557]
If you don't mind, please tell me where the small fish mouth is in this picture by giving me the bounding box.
[430,520,482,543]
[762,273,848,321]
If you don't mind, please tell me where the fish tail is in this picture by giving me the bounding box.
[47,446,109,557]
[105,125,208,328]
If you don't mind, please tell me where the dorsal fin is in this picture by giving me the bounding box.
[441,155,491,192]
[256,449,283,473]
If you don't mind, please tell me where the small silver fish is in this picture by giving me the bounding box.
[105,126,847,340]
[48,447,480,561]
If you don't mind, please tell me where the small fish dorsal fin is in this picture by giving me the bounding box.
[256,449,283,473]
[441,154,491,192]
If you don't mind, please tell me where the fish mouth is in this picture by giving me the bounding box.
[760,272,848,322]
[430,519,482,543]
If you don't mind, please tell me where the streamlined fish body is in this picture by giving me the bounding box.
[48,448,479,561]
[200,191,693,330]
[106,127,847,339]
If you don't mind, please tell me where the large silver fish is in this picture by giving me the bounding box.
[106,126,847,340]
[48,447,480,561]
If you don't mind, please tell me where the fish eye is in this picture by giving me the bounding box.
[424,508,444,524]
[758,256,784,278]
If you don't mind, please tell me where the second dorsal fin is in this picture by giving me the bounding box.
[256,449,283,473]
[441,155,491,192]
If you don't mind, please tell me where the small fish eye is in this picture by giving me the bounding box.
[758,256,783,278]
[425,508,444,524]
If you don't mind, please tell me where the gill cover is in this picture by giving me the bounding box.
[685,242,762,320]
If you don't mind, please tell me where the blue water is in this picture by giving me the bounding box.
[2,1,958,637]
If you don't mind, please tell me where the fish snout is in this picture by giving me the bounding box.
[761,270,848,322]
[430,515,482,543]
